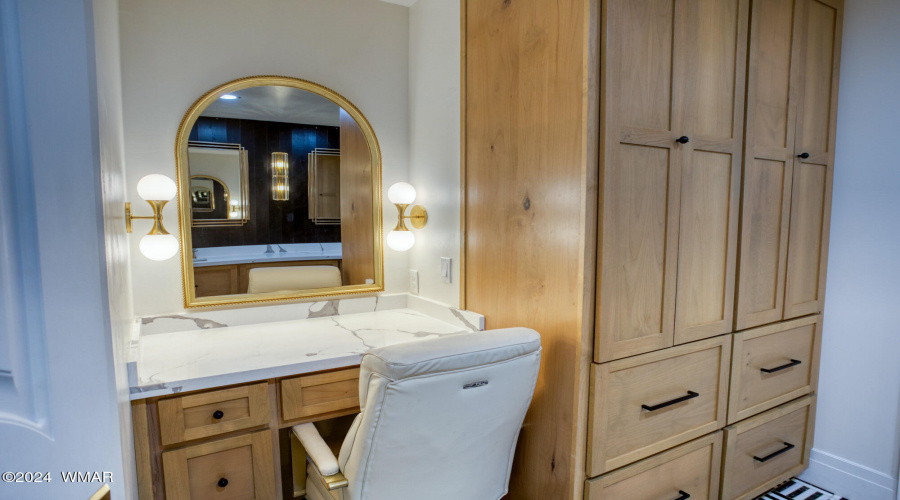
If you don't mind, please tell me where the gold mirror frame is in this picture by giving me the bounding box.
[175,75,384,308]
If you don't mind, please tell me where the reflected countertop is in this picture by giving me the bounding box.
[192,242,342,267]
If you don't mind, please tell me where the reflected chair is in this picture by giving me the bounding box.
[246,265,342,293]
[293,327,541,500]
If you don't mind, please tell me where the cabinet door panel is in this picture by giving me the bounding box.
[672,0,747,343]
[598,0,681,361]
[616,0,675,131]
[785,162,828,317]
[736,159,793,329]
[598,144,679,360]
[675,150,737,343]
[736,0,803,329]
[785,0,841,319]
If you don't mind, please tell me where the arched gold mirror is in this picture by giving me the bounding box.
[176,76,383,307]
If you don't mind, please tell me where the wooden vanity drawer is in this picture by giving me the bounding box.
[162,430,276,500]
[721,395,816,500]
[158,383,270,446]
[586,432,723,500]
[281,367,360,421]
[587,336,731,475]
[728,315,822,423]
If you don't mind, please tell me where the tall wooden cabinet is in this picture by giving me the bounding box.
[736,0,841,330]
[464,0,842,498]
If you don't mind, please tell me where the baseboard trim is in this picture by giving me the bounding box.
[799,448,896,500]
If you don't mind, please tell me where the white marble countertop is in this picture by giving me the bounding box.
[193,242,342,267]
[129,295,483,400]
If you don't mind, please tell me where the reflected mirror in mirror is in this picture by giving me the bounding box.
[176,77,383,307]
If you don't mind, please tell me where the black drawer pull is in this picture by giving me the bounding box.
[213,410,224,419]
[642,391,699,412]
[217,478,228,488]
[673,490,691,500]
[761,359,802,373]
[798,152,810,159]
[676,136,690,144]
[753,442,795,462]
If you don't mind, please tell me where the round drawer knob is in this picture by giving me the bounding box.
[798,152,810,159]
[212,410,224,419]
[218,478,228,488]
[676,136,690,144]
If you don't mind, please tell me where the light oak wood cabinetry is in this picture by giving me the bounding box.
[586,432,723,500]
[133,368,361,499]
[721,395,817,500]
[194,260,341,297]
[736,0,842,330]
[463,0,841,498]
[598,0,748,362]
[588,336,731,475]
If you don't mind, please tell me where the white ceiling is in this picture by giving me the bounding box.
[201,85,342,127]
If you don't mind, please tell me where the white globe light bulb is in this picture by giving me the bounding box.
[136,174,177,201]
[388,182,416,204]
[139,234,179,261]
[386,230,415,251]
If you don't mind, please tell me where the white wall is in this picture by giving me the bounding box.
[799,1,900,497]
[119,0,411,316]
[407,0,462,306]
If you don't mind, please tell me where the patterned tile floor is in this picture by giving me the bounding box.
[755,478,849,500]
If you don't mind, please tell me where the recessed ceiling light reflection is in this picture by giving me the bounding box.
[220,94,239,100]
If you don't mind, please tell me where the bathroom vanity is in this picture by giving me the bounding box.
[129,295,484,500]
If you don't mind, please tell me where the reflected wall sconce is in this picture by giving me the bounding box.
[272,152,289,201]
[126,174,179,261]
[386,182,427,252]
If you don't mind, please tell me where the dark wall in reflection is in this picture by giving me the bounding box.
[189,116,341,248]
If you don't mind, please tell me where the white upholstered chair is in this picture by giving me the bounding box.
[293,327,541,500]
[246,265,342,293]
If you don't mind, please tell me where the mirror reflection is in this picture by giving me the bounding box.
[179,79,381,304]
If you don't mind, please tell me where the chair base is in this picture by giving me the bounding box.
[306,462,344,500]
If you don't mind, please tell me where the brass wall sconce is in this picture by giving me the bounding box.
[386,182,427,251]
[126,174,178,261]
[272,152,289,201]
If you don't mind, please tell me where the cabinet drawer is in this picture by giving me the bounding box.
[586,432,722,500]
[728,315,821,423]
[162,430,276,500]
[588,336,731,475]
[158,383,270,446]
[281,367,360,421]
[721,395,816,500]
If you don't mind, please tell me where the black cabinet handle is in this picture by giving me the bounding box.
[753,442,795,462]
[676,136,690,144]
[213,410,224,419]
[674,491,691,500]
[642,391,699,412]
[761,359,802,374]
[217,478,229,488]
[798,152,810,159]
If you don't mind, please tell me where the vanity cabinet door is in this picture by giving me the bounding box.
[597,0,749,361]
[162,430,276,500]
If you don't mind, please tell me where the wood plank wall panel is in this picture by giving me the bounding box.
[464,0,598,498]
[189,116,341,248]
[339,108,376,286]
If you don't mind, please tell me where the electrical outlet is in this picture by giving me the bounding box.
[409,270,419,295]
[440,257,452,284]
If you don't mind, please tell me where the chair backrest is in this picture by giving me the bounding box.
[337,328,541,500]
[246,265,342,293]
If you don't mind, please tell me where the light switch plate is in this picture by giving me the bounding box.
[440,257,452,284]
[409,270,419,295]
